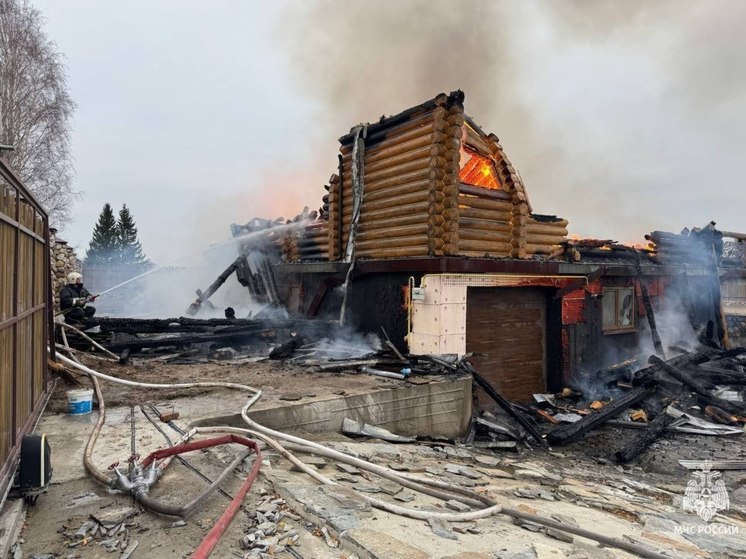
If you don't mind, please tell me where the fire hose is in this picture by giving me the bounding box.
[139,434,262,559]
[55,353,672,559]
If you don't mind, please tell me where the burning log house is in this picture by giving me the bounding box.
[211,90,745,405]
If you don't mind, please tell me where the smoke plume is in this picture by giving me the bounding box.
[278,0,746,243]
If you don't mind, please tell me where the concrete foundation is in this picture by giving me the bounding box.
[196,376,473,440]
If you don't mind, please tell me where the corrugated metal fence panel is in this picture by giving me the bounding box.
[0,159,52,506]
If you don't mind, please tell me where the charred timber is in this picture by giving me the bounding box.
[546,383,657,446]
[631,350,716,385]
[648,355,746,416]
[613,411,675,464]
[635,257,665,357]
[195,256,243,303]
[339,91,464,146]
[90,316,272,334]
[103,328,280,352]
[466,362,546,447]
[576,248,645,260]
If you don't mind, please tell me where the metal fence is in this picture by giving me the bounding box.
[0,157,53,503]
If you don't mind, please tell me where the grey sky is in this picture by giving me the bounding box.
[36,1,746,263]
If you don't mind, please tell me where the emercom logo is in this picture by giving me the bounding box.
[683,460,730,522]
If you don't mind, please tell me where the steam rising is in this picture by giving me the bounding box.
[279,0,746,243]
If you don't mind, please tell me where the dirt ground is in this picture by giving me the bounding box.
[48,354,388,414]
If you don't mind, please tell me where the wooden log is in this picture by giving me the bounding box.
[355,246,429,259]
[299,236,328,247]
[525,223,569,236]
[457,239,512,253]
[356,179,431,204]
[457,228,512,243]
[525,244,558,254]
[299,234,328,245]
[361,144,437,174]
[356,190,430,213]
[457,207,512,222]
[613,410,675,463]
[342,152,435,184]
[360,156,436,185]
[459,183,512,201]
[457,194,513,213]
[342,130,444,165]
[342,168,432,199]
[358,213,427,232]
[458,218,512,232]
[340,110,437,153]
[464,126,491,155]
[721,230,746,241]
[355,233,430,251]
[340,200,430,225]
[525,234,567,246]
[467,362,546,446]
[356,223,429,241]
[547,383,658,446]
[649,355,746,415]
[528,217,569,227]
[308,230,329,240]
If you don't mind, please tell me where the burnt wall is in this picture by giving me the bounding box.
[346,273,417,353]
[560,278,649,384]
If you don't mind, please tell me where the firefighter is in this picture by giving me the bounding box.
[60,272,97,323]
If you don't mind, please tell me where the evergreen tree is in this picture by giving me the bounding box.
[116,204,149,267]
[85,203,118,264]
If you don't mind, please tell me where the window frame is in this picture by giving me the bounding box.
[602,287,636,334]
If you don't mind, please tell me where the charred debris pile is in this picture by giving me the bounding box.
[59,305,746,465]
[55,219,746,464]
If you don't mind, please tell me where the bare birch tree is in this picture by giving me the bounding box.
[0,0,76,227]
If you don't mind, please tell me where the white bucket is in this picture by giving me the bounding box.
[67,388,94,415]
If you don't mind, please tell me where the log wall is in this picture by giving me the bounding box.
[306,91,568,262]
[326,92,465,260]
[284,220,329,262]
[525,217,569,256]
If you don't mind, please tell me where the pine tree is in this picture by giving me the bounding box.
[116,204,149,267]
[85,203,118,264]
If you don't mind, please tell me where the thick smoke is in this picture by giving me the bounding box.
[278,0,746,243]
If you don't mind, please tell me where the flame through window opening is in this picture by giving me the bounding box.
[459,146,501,190]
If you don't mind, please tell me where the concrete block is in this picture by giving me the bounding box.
[0,498,25,559]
